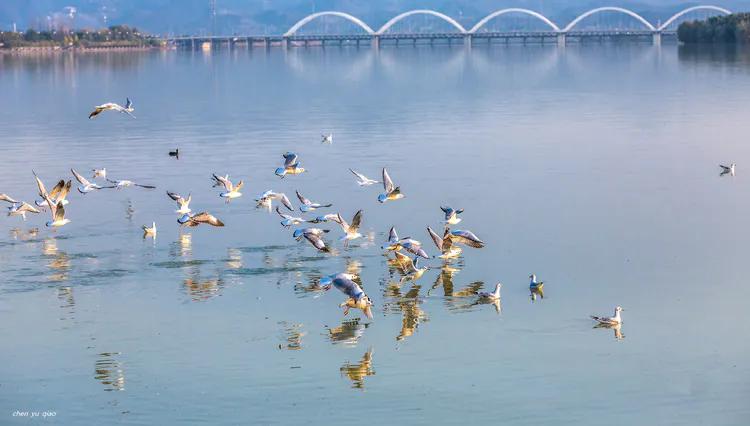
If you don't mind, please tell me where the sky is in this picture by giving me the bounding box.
[2,1,747,35]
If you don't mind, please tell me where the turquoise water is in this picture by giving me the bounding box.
[1,44,749,425]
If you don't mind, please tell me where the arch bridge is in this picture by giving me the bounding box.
[170,5,733,48]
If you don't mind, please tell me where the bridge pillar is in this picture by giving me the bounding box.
[557,33,566,47]
[281,37,289,49]
[652,32,662,46]
[463,34,472,49]
[371,36,379,49]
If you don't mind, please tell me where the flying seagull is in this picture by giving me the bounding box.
[349,169,379,186]
[92,168,107,179]
[307,213,339,224]
[34,179,71,209]
[34,175,70,228]
[71,168,114,193]
[377,168,403,203]
[392,251,428,280]
[719,163,736,176]
[0,194,18,204]
[7,202,41,221]
[256,190,294,211]
[89,97,135,119]
[107,178,156,189]
[275,152,306,177]
[177,212,225,227]
[591,306,623,326]
[441,206,464,225]
[446,230,485,249]
[212,174,243,201]
[276,206,306,228]
[427,226,462,259]
[296,190,332,213]
[320,273,373,319]
[167,191,192,214]
[293,227,331,252]
[332,209,363,246]
[321,133,333,144]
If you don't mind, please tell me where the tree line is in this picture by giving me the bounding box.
[0,25,161,48]
[678,13,750,43]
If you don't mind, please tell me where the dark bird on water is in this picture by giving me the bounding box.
[169,148,179,158]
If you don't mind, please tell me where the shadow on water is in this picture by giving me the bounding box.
[325,318,370,347]
[95,352,125,392]
[678,44,750,69]
[340,348,375,390]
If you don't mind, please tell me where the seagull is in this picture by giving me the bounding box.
[34,179,71,208]
[591,306,623,325]
[332,209,363,246]
[296,190,332,212]
[441,206,464,225]
[719,163,736,176]
[377,168,403,203]
[392,251,428,279]
[276,206,306,228]
[256,190,294,211]
[529,273,544,290]
[447,230,485,249]
[320,273,373,319]
[142,222,156,237]
[0,194,18,204]
[107,178,156,189]
[307,213,339,224]
[427,226,462,259]
[381,227,430,259]
[92,168,106,179]
[275,152,306,177]
[212,174,243,201]
[7,202,41,221]
[169,148,179,157]
[88,97,135,119]
[477,283,502,301]
[321,133,333,144]
[293,227,331,252]
[177,212,225,227]
[34,176,70,228]
[166,191,192,214]
[382,226,400,250]
[211,173,229,188]
[71,168,114,194]
[349,169,379,186]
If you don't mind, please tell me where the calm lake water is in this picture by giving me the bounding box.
[1,43,749,425]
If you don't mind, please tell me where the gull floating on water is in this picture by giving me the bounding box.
[275,152,306,177]
[177,212,225,227]
[321,273,373,319]
[719,163,736,176]
[142,222,156,237]
[333,209,363,246]
[71,168,114,194]
[256,190,294,211]
[92,168,107,179]
[529,273,544,290]
[441,206,464,225]
[88,97,135,119]
[477,283,502,301]
[276,206,306,228]
[296,190,332,213]
[107,178,156,189]
[169,148,179,158]
[321,133,333,144]
[427,226,462,259]
[377,168,403,203]
[34,178,71,209]
[349,169,379,186]
[167,191,192,214]
[212,174,243,201]
[591,306,623,325]
[293,227,331,252]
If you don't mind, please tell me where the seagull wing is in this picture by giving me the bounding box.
[280,193,294,211]
[191,212,224,227]
[349,210,363,233]
[33,172,49,198]
[57,180,72,202]
[276,206,291,219]
[427,226,443,251]
[17,202,40,214]
[296,190,311,206]
[388,226,399,244]
[334,213,349,232]
[394,251,416,273]
[304,232,329,252]
[212,174,232,191]
[53,201,66,222]
[450,230,485,248]
[167,191,183,202]
[332,274,364,299]
[134,183,156,189]
[0,193,18,203]
[283,152,299,167]
[349,169,368,182]
[48,180,65,199]
[71,169,92,186]
[382,168,394,193]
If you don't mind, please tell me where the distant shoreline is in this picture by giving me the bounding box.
[0,45,171,54]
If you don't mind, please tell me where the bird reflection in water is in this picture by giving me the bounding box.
[183,268,223,302]
[57,286,75,322]
[277,321,306,350]
[10,227,39,241]
[43,238,70,282]
[383,282,428,341]
[95,352,125,391]
[340,348,374,390]
[429,264,462,296]
[124,199,135,222]
[294,271,328,297]
[594,323,625,340]
[225,248,243,269]
[326,318,369,347]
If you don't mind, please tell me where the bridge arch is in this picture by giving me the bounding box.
[563,7,656,33]
[377,10,467,35]
[284,11,375,37]
[470,8,561,33]
[658,5,731,31]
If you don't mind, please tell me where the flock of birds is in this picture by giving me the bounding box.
[0,98,628,334]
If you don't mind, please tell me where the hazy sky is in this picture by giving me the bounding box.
[2,1,747,34]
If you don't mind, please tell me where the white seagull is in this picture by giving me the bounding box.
[275,152,306,177]
[256,190,294,211]
[34,178,71,209]
[427,226,462,259]
[71,168,114,193]
[320,273,373,319]
[349,169,379,186]
[477,283,502,301]
[89,97,135,119]
[321,133,333,144]
[167,191,192,214]
[92,168,107,179]
[212,174,243,201]
[107,178,156,189]
[296,190,332,213]
[591,306,623,325]
[276,206,306,228]
[7,202,41,221]
[392,251,428,280]
[441,206,464,225]
[177,212,225,227]
[293,227,331,252]
[719,163,736,176]
[378,168,404,203]
[142,222,156,237]
[332,209,363,246]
